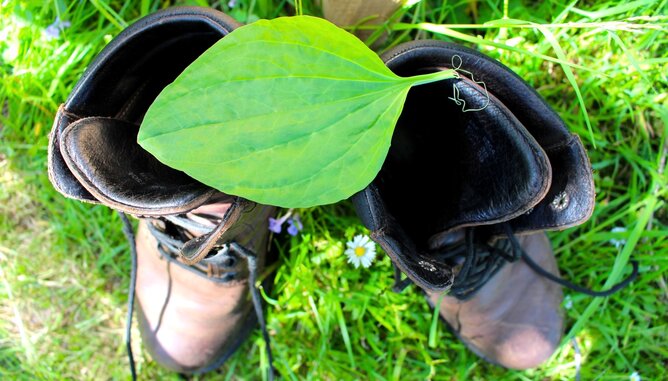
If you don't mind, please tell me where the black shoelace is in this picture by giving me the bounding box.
[119,213,137,380]
[118,212,275,381]
[393,223,639,300]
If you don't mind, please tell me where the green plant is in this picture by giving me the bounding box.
[139,16,456,208]
[1,0,666,380]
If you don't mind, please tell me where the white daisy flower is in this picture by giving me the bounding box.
[630,371,641,381]
[344,235,376,268]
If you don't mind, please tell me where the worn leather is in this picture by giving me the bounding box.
[48,6,239,212]
[500,136,595,233]
[181,198,273,264]
[59,117,214,215]
[136,198,275,373]
[46,6,257,260]
[356,185,455,290]
[353,74,552,291]
[426,233,563,369]
[379,75,552,236]
[381,40,595,233]
[352,40,596,292]
[350,40,593,370]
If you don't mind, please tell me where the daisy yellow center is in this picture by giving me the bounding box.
[354,247,366,257]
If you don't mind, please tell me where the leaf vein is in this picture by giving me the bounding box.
[142,84,406,142]
[172,90,400,191]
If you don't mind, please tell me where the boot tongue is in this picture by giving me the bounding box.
[59,117,216,216]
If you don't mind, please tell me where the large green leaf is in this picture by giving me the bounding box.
[138,16,454,208]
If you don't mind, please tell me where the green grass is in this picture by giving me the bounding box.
[1,0,667,380]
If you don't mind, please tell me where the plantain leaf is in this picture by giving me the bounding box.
[138,16,454,208]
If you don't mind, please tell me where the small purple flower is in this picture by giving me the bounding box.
[268,217,284,234]
[228,0,237,8]
[286,216,303,236]
[44,17,71,40]
[268,210,302,235]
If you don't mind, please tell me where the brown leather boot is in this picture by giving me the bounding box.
[426,233,563,370]
[47,7,277,376]
[135,199,274,373]
[352,41,636,369]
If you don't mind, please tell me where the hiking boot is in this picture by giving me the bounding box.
[47,7,277,375]
[352,40,601,369]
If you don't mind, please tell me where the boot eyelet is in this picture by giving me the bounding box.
[550,191,570,212]
[223,256,237,268]
[418,260,437,272]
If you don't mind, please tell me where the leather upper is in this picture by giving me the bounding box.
[46,7,271,266]
[59,117,215,215]
[136,207,274,373]
[352,40,595,291]
[427,233,563,369]
[381,40,595,233]
[47,7,240,215]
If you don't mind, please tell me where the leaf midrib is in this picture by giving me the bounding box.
[296,91,405,201]
[192,89,399,195]
[167,74,399,98]
[141,82,408,142]
[166,88,400,175]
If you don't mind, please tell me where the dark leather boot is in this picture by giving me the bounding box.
[352,40,597,369]
[47,7,276,374]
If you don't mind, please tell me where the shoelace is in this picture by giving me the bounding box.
[119,213,138,380]
[393,223,639,300]
[118,212,275,381]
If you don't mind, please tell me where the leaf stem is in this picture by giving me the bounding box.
[408,69,458,87]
